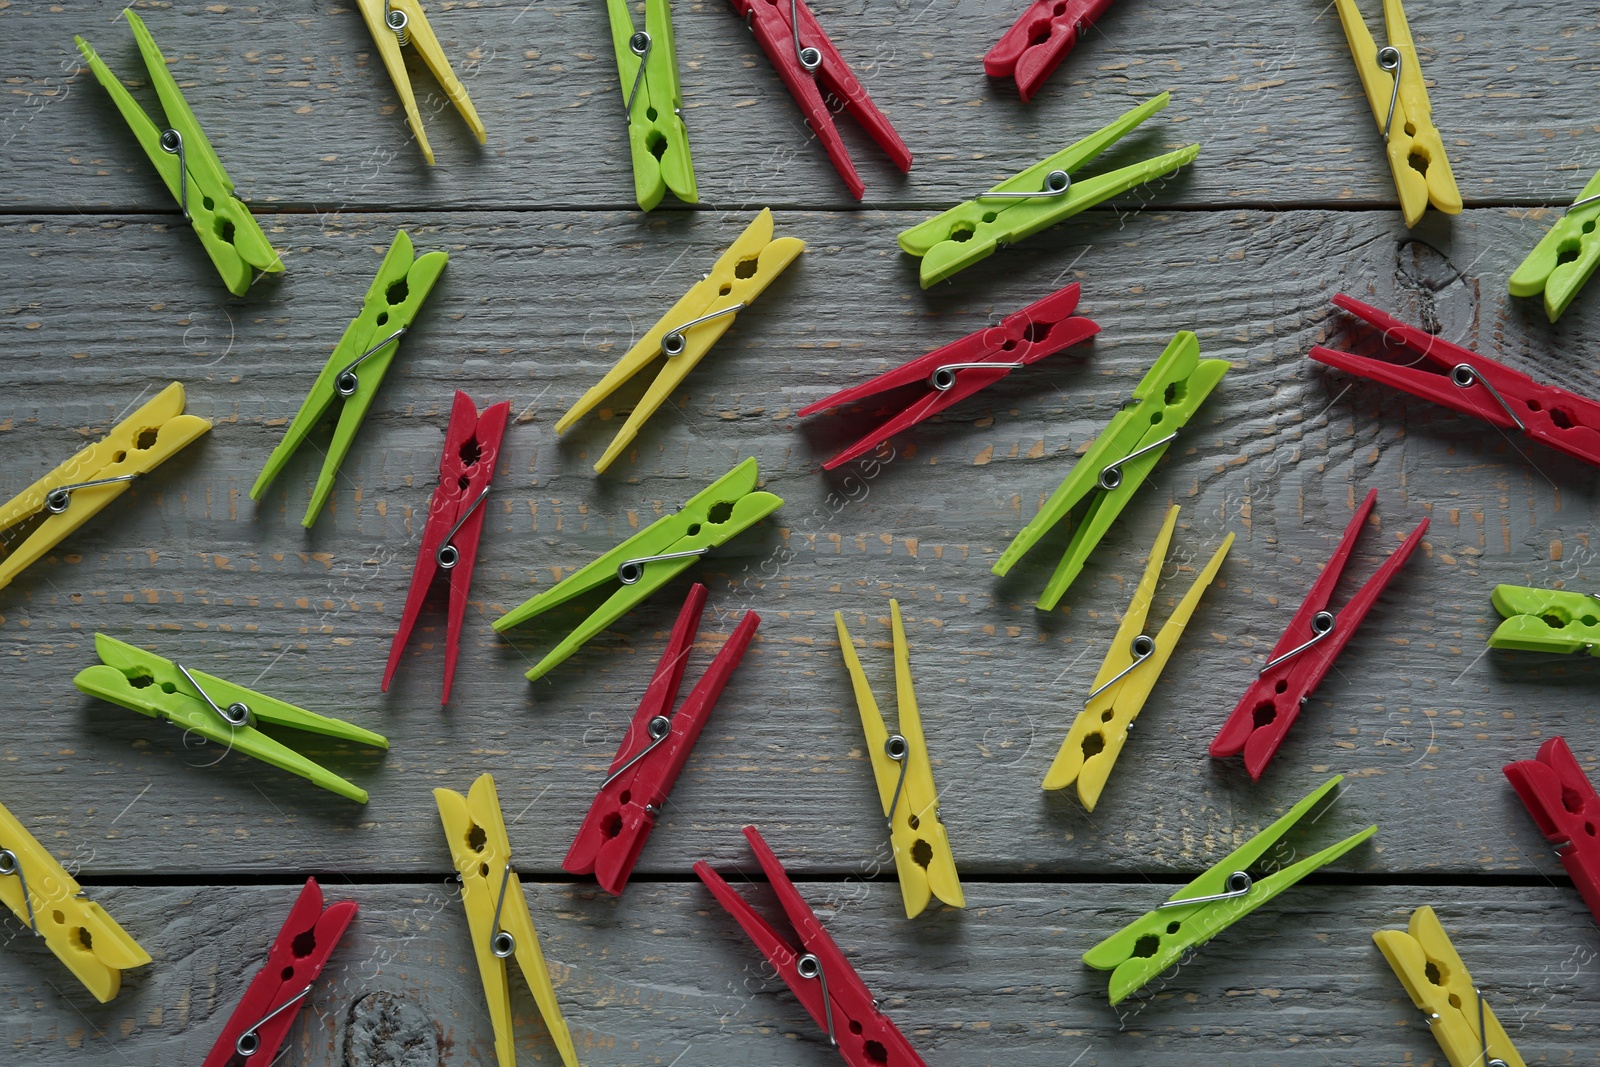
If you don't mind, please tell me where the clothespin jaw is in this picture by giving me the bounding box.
[991,332,1228,610]
[0,799,149,1003]
[74,633,388,803]
[1504,736,1600,925]
[984,0,1116,102]
[1374,906,1526,1067]
[1488,584,1600,656]
[834,601,963,918]
[383,391,511,704]
[355,0,487,166]
[435,774,581,1067]
[1083,775,1377,1005]
[202,878,356,1067]
[564,585,760,895]
[1510,169,1600,322]
[251,230,448,527]
[799,283,1100,470]
[606,0,696,210]
[492,457,783,681]
[897,92,1198,287]
[555,210,804,473]
[0,382,210,595]
[74,12,283,296]
[1043,505,1233,808]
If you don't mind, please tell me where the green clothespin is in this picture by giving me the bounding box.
[1489,584,1600,655]
[992,332,1227,610]
[74,634,388,803]
[74,11,283,296]
[897,92,1198,288]
[251,230,446,528]
[1082,775,1377,1005]
[493,457,782,680]
[1509,169,1600,322]
[606,0,697,211]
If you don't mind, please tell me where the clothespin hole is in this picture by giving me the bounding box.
[950,223,975,244]
[601,812,623,839]
[214,216,232,244]
[112,450,127,463]
[1562,786,1584,813]
[719,284,732,296]
[735,257,760,280]
[1133,934,1161,958]
[911,838,933,868]
[386,279,410,306]
[1082,732,1105,758]
[864,1040,887,1062]
[708,500,735,524]
[292,928,318,957]
[982,211,998,223]
[1166,921,1180,935]
[1252,701,1276,729]
[77,927,92,950]
[907,813,920,831]
[849,1021,863,1036]
[686,523,702,536]
[1274,679,1289,694]
[647,130,667,159]
[127,671,155,689]
[468,826,487,852]
[1448,993,1462,1008]
[1424,962,1443,985]
[137,428,159,450]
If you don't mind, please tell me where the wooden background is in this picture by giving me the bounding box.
[4,0,1600,1063]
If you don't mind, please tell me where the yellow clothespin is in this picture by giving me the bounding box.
[435,774,580,1067]
[356,0,486,165]
[0,383,210,594]
[834,601,964,919]
[1333,0,1460,227]
[1374,905,1526,1067]
[0,798,150,1002]
[1044,506,1232,809]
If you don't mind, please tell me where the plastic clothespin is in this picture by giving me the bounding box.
[693,825,929,1067]
[1209,489,1426,780]
[382,391,510,704]
[1044,505,1232,808]
[1084,775,1377,1005]
[1504,736,1600,927]
[727,0,911,199]
[493,458,782,681]
[74,11,283,296]
[0,798,149,1002]
[556,210,803,473]
[251,230,447,527]
[834,601,963,919]
[0,382,210,595]
[1510,169,1600,322]
[202,878,355,1067]
[799,284,1099,470]
[1333,0,1459,227]
[1488,584,1600,656]
[74,633,388,803]
[435,774,580,1067]
[565,584,759,896]
[1311,294,1600,467]
[355,0,487,165]
[606,0,696,210]
[1374,905,1526,1067]
[897,92,1197,288]
[991,332,1227,610]
[984,0,1115,102]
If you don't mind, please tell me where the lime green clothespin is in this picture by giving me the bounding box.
[1509,169,1600,322]
[251,230,446,528]
[1488,584,1600,656]
[606,0,697,211]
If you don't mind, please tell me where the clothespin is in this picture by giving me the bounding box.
[75,11,283,296]
[1044,505,1232,808]
[727,0,911,199]
[897,92,1197,287]
[834,601,963,919]
[606,0,696,210]
[984,0,1115,102]
[799,283,1099,470]
[991,332,1227,610]
[202,878,356,1067]
[1504,736,1600,926]
[1209,489,1426,780]
[0,797,149,1002]
[251,230,447,527]
[1083,775,1377,1005]
[355,0,486,165]
[555,210,803,473]
[74,633,388,803]
[1374,905,1526,1067]
[493,458,782,680]
[382,391,510,704]
[1488,584,1600,656]
[0,382,210,595]
[435,774,580,1067]
[694,825,930,1067]
[1310,294,1600,468]
[565,584,759,895]
[1333,0,1459,228]
[1509,168,1600,322]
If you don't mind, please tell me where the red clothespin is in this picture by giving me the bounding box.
[565,584,760,895]
[203,878,356,1067]
[1210,488,1427,779]
[727,0,912,199]
[984,0,1115,102]
[693,825,929,1067]
[1505,736,1600,925]
[382,391,510,704]
[1311,294,1600,468]
[799,283,1099,470]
